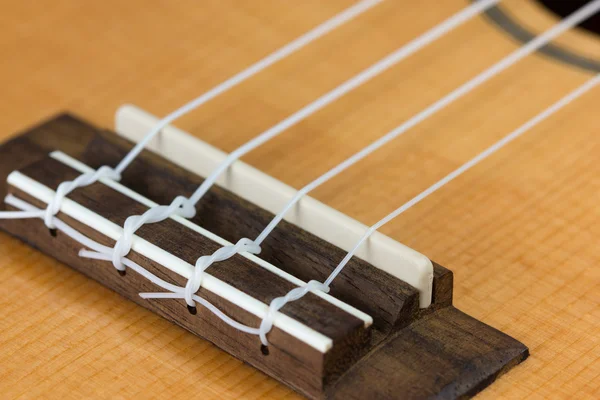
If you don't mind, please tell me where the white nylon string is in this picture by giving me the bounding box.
[258,280,330,346]
[44,167,122,230]
[110,195,196,272]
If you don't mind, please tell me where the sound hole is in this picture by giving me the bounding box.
[537,0,600,35]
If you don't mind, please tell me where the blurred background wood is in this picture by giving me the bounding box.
[0,0,598,398]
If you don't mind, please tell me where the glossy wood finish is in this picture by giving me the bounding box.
[0,0,599,398]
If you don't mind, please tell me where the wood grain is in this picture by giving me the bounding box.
[328,306,528,400]
[0,0,599,398]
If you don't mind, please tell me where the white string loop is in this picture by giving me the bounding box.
[259,280,330,346]
[141,237,261,309]
[44,166,121,229]
[107,195,195,272]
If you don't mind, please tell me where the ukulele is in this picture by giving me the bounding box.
[0,1,598,399]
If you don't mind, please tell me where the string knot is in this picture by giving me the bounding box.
[44,166,120,230]
[259,280,329,347]
[183,238,261,309]
[110,195,197,273]
[175,196,197,219]
[135,237,260,313]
